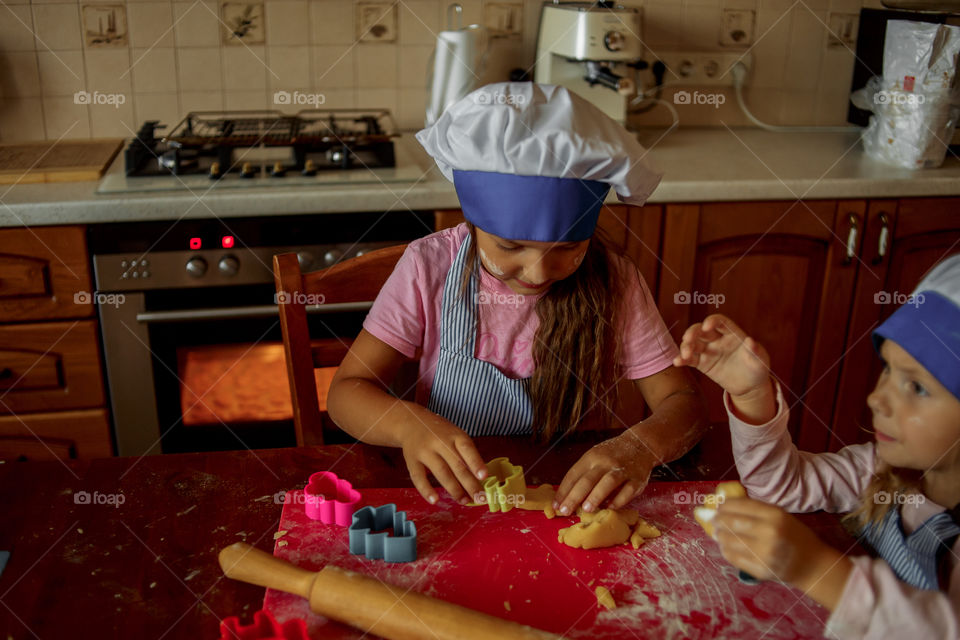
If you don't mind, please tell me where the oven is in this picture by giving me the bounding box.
[91,211,433,456]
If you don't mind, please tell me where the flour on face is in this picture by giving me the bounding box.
[479,247,506,276]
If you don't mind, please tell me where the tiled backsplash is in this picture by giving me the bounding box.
[0,0,883,141]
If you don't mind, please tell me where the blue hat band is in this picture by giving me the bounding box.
[873,290,960,400]
[452,170,609,242]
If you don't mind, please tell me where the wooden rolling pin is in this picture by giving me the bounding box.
[219,542,559,640]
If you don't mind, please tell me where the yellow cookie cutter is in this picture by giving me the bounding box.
[472,457,526,513]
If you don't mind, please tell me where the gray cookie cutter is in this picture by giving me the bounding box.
[348,503,417,563]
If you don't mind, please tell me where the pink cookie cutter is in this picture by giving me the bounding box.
[303,471,361,526]
[219,609,308,640]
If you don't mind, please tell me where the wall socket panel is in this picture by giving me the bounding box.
[655,52,752,87]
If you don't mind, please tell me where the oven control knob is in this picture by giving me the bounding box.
[185,257,208,278]
[297,251,315,270]
[218,255,240,276]
[323,249,343,266]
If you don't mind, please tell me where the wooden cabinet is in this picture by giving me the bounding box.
[830,197,960,451]
[657,200,864,452]
[0,226,112,461]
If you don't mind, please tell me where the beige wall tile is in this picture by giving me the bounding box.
[309,0,355,45]
[179,90,224,111]
[266,46,311,91]
[316,87,355,108]
[779,87,818,124]
[400,0,440,46]
[177,47,223,91]
[0,5,38,52]
[88,95,136,137]
[133,91,180,126]
[266,1,309,45]
[683,1,721,49]
[85,48,133,95]
[0,98,46,141]
[313,44,355,88]
[173,1,221,47]
[38,50,86,96]
[33,4,83,50]
[222,45,268,90]
[399,44,433,88]
[1,52,42,98]
[43,96,91,139]
[750,1,790,88]
[357,43,397,88]
[131,48,178,92]
[397,86,426,129]
[782,6,825,90]
[127,2,175,49]
[357,87,397,114]
[224,89,268,109]
[643,2,683,49]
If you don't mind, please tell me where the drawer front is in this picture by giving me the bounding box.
[0,320,104,413]
[0,225,94,322]
[0,408,112,460]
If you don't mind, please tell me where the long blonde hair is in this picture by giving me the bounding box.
[846,461,923,529]
[460,223,626,441]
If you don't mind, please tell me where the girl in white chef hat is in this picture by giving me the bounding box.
[328,83,707,515]
[675,255,960,637]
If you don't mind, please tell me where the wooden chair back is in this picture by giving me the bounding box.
[273,244,406,445]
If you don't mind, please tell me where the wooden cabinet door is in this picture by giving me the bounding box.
[0,320,105,413]
[0,226,94,322]
[658,200,864,453]
[830,197,960,451]
[0,408,112,460]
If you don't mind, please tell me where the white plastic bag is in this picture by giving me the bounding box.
[854,20,960,169]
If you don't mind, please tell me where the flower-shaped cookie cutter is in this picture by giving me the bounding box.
[348,503,417,563]
[478,457,526,513]
[219,609,308,640]
[303,471,361,526]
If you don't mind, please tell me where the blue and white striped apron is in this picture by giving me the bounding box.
[426,233,534,436]
[861,505,960,590]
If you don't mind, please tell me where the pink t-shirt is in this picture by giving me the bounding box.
[363,224,679,404]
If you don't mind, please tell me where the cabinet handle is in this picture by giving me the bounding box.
[844,213,858,265]
[873,212,890,264]
[0,368,11,379]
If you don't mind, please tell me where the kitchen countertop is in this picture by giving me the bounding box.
[1,127,958,228]
[0,436,856,638]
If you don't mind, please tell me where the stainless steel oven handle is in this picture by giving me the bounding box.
[135,301,374,323]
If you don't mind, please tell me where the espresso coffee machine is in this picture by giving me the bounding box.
[534,1,644,123]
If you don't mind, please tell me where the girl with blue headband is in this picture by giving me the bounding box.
[675,254,960,637]
[327,83,708,515]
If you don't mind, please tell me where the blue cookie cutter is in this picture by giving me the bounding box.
[348,503,417,563]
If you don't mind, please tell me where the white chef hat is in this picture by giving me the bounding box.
[416,82,663,242]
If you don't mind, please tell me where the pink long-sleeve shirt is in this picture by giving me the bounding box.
[726,385,960,639]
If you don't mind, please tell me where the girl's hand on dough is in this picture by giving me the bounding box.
[553,432,656,516]
[399,416,488,506]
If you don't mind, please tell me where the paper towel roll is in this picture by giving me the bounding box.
[426,26,482,126]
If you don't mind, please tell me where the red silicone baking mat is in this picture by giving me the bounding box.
[263,482,829,639]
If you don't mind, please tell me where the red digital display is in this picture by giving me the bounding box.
[221,235,235,249]
[189,237,202,250]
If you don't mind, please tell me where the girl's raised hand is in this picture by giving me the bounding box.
[673,314,771,398]
[399,414,488,506]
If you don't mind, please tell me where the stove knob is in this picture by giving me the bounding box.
[297,251,315,270]
[240,162,256,178]
[185,257,208,278]
[323,249,343,266]
[218,255,240,276]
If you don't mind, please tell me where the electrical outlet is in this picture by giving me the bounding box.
[656,52,752,87]
[483,2,522,37]
[827,12,858,48]
[720,9,755,46]
[357,1,397,43]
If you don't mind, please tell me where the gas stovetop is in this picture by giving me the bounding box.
[98,109,426,193]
